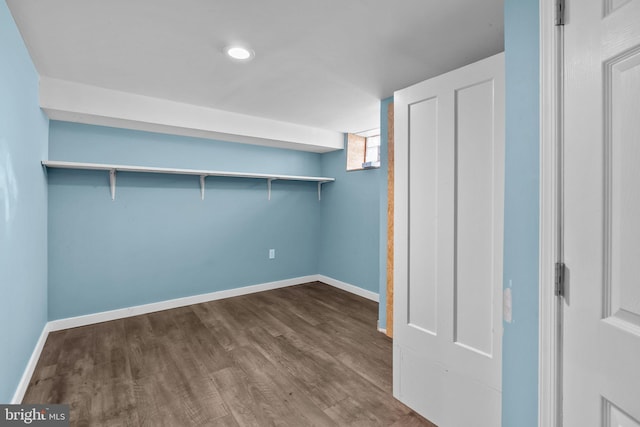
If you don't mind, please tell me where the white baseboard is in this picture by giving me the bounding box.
[12,323,51,404]
[48,275,318,332]
[14,274,379,402]
[315,275,379,302]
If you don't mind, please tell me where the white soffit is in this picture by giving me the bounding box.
[40,78,343,153]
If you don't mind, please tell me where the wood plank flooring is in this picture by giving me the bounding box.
[23,282,436,426]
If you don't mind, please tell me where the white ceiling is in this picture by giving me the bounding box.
[8,0,503,149]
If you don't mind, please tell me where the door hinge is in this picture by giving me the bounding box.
[555,262,566,297]
[555,0,565,26]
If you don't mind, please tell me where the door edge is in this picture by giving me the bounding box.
[539,0,563,426]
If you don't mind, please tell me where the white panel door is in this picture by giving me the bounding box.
[394,53,504,427]
[563,1,640,425]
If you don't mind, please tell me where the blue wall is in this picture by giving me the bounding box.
[0,2,49,403]
[48,122,323,319]
[318,136,380,294]
[502,0,540,425]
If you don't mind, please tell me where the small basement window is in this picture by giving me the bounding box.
[346,130,381,171]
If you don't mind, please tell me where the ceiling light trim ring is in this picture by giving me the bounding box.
[225,45,255,61]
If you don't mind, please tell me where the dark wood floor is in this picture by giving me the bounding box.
[23,282,435,426]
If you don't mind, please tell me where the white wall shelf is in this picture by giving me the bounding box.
[42,160,335,201]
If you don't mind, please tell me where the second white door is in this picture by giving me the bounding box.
[394,53,504,427]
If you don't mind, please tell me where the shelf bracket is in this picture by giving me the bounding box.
[200,175,206,200]
[109,169,116,200]
[267,178,275,201]
[318,182,323,201]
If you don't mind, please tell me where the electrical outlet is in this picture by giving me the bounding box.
[269,249,275,259]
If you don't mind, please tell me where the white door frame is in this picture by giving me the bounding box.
[539,0,562,426]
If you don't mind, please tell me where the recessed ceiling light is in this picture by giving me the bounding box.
[224,46,254,61]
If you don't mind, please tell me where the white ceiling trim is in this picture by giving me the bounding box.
[39,77,344,153]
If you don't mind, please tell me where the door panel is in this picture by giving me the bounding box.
[454,80,496,356]
[563,0,640,424]
[605,0,633,16]
[604,400,640,427]
[394,53,504,427]
[608,50,640,327]
[408,97,439,335]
